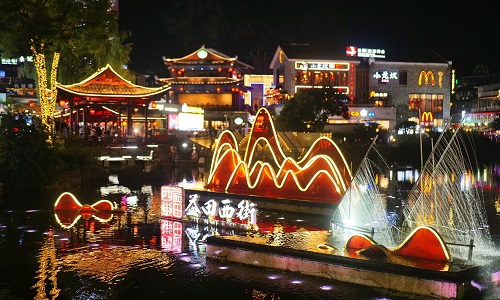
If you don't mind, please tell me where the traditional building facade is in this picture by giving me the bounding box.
[56,64,170,140]
[157,45,253,132]
[270,44,453,132]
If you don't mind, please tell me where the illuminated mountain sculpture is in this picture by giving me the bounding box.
[207,108,352,204]
[54,192,123,228]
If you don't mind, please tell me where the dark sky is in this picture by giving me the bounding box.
[118,0,499,78]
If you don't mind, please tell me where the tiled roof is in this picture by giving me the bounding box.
[279,44,450,64]
[159,77,241,85]
[57,64,170,97]
[163,45,236,64]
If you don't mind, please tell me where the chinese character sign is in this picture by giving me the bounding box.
[161,186,185,219]
[185,194,258,225]
[185,194,203,217]
[160,219,183,253]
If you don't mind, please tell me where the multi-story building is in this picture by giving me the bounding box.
[270,44,453,132]
[157,45,253,133]
[452,65,500,132]
[0,56,38,113]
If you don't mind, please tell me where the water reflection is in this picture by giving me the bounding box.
[1,164,500,299]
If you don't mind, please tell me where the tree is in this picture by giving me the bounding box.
[490,116,500,131]
[275,89,349,132]
[0,112,62,192]
[0,0,133,132]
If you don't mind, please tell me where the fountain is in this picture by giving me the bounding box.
[204,108,500,299]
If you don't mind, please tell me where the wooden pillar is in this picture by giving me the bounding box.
[145,100,149,139]
[127,99,132,136]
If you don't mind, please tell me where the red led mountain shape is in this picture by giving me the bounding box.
[207,108,352,204]
[54,192,123,228]
[344,226,452,270]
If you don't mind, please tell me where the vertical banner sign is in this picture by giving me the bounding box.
[161,185,185,219]
[160,219,183,253]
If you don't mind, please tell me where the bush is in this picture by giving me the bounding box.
[0,112,62,192]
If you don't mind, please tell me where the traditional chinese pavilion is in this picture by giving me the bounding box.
[157,45,253,132]
[56,64,170,140]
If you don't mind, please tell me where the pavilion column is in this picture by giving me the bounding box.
[83,105,87,140]
[145,100,149,139]
[69,99,73,139]
[127,99,132,136]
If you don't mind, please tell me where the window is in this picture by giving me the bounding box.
[408,93,444,113]
[399,70,407,85]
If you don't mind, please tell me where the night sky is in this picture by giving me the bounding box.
[118,0,499,78]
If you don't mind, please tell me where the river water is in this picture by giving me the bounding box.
[1,163,500,299]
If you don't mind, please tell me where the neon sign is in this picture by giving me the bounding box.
[346,46,386,58]
[181,103,204,114]
[349,110,375,117]
[185,194,257,225]
[207,108,352,204]
[373,71,398,83]
[418,71,435,86]
[161,186,185,219]
[420,111,434,127]
[1,56,33,65]
[295,62,349,71]
[160,219,183,253]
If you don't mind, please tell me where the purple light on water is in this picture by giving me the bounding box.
[267,275,280,280]
[179,256,192,262]
[471,280,483,291]
[218,266,229,270]
[290,279,302,284]
[320,285,332,290]
[492,270,500,284]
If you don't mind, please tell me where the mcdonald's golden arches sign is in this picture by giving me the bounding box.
[420,111,434,127]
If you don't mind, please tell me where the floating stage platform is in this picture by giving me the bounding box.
[206,231,500,299]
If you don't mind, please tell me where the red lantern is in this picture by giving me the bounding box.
[59,100,66,107]
[151,101,157,109]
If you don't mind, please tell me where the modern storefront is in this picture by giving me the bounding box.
[270,44,453,132]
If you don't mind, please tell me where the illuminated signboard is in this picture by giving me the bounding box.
[185,194,257,225]
[161,186,185,219]
[370,91,388,98]
[160,219,183,253]
[181,103,204,114]
[373,71,398,83]
[295,62,349,71]
[346,46,386,58]
[420,111,434,127]
[197,49,208,59]
[168,114,178,130]
[1,56,33,65]
[234,116,244,125]
[349,109,375,117]
[178,112,204,130]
